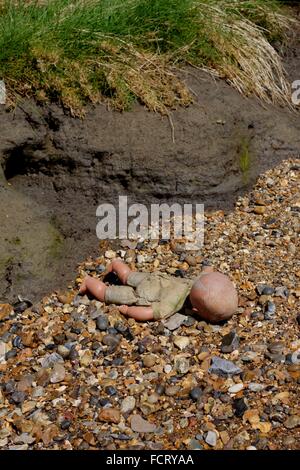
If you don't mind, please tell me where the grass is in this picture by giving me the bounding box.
[0,0,297,115]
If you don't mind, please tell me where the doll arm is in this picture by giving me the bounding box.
[119,305,154,321]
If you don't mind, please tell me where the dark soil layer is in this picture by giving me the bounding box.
[0,62,300,303]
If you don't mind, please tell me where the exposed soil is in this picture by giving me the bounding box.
[0,14,300,303]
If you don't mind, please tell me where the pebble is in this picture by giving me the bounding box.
[0,304,13,321]
[209,356,242,377]
[268,341,285,354]
[105,250,116,259]
[57,345,70,359]
[233,398,248,417]
[173,336,190,350]
[50,364,66,383]
[11,391,26,404]
[41,352,64,368]
[221,330,239,353]
[274,286,289,298]
[240,351,258,362]
[96,315,109,330]
[130,415,157,433]
[0,341,7,363]
[121,396,136,414]
[248,383,265,392]
[12,336,23,349]
[264,301,276,320]
[284,415,300,429]
[290,350,300,365]
[174,357,190,375]
[205,431,217,447]
[102,334,120,349]
[164,364,172,374]
[265,352,286,363]
[105,386,117,396]
[190,387,202,401]
[188,438,203,450]
[99,408,121,424]
[165,385,180,397]
[163,313,187,331]
[142,354,157,368]
[185,255,197,266]
[228,383,244,394]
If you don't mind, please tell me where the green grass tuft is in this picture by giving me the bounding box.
[0,0,296,115]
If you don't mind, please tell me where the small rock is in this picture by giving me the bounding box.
[174,356,190,375]
[41,352,64,368]
[121,396,136,414]
[165,385,180,397]
[57,345,70,359]
[241,351,258,362]
[50,364,66,383]
[173,336,190,350]
[96,315,109,331]
[265,352,286,363]
[0,304,14,321]
[188,438,203,450]
[205,430,217,447]
[268,341,284,354]
[99,408,121,424]
[221,330,239,353]
[190,387,202,401]
[262,286,275,295]
[164,364,172,374]
[228,383,244,394]
[284,415,300,429]
[253,206,265,215]
[130,414,157,433]
[274,286,289,298]
[102,334,120,349]
[105,386,117,396]
[0,341,8,363]
[61,419,71,430]
[11,391,26,404]
[142,354,157,368]
[14,433,35,445]
[264,301,276,320]
[80,350,93,367]
[233,398,248,417]
[256,284,268,295]
[290,350,300,365]
[185,255,197,267]
[105,250,116,259]
[248,383,265,392]
[164,313,187,331]
[209,356,242,377]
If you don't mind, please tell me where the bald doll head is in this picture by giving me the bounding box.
[189,272,238,323]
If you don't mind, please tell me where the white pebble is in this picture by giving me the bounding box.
[164,364,172,373]
[105,250,116,259]
[228,383,244,394]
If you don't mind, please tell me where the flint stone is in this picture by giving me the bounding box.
[209,356,242,377]
[164,313,187,331]
[130,414,157,433]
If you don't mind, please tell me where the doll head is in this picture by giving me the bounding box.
[189,272,238,323]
